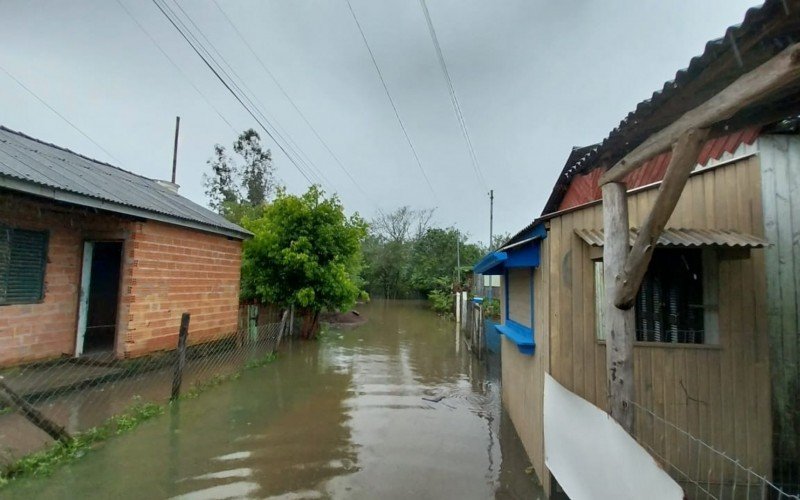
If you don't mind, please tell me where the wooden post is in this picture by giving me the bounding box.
[602,182,636,433]
[288,306,295,338]
[171,313,190,401]
[600,42,800,185]
[0,377,71,442]
[614,128,709,308]
[275,309,289,351]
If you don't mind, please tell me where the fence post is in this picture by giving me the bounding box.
[171,313,190,401]
[0,377,71,443]
[288,306,295,338]
[275,309,289,351]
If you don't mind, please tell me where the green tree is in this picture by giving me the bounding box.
[410,227,482,296]
[240,186,366,339]
[204,129,276,223]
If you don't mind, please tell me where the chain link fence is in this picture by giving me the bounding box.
[0,303,293,470]
[629,399,799,499]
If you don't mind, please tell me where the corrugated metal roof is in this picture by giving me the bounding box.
[574,228,769,248]
[0,126,251,239]
[557,127,760,212]
[539,0,800,218]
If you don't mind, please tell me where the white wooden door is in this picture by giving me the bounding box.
[75,241,94,356]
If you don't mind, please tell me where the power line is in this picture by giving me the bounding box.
[114,0,237,134]
[169,0,332,189]
[418,0,487,191]
[344,0,438,200]
[212,0,381,208]
[0,64,123,165]
[150,0,317,184]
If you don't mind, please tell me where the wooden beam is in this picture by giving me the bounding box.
[601,182,636,433]
[0,377,71,443]
[614,128,710,309]
[599,42,800,186]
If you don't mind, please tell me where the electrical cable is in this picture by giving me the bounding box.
[344,0,438,200]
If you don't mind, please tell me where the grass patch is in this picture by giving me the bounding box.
[0,349,281,487]
[0,400,163,486]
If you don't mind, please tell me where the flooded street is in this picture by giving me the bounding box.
[4,300,543,499]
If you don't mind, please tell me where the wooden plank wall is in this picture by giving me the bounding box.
[501,245,551,495]
[759,134,800,486]
[542,154,771,482]
[507,269,531,323]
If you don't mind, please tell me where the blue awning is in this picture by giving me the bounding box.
[474,251,507,275]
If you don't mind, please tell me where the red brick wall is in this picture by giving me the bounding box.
[0,192,134,365]
[124,221,242,357]
[0,191,244,366]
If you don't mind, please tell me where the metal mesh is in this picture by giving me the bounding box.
[0,306,288,467]
[629,400,800,499]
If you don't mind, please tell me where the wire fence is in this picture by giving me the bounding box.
[0,304,296,469]
[629,399,799,500]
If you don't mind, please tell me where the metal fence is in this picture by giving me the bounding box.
[0,304,292,469]
[463,300,484,359]
[629,400,799,499]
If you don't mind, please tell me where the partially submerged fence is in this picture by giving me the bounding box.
[462,299,484,359]
[0,304,291,469]
[629,399,800,499]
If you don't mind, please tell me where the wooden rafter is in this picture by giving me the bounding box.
[614,128,709,309]
[599,42,800,186]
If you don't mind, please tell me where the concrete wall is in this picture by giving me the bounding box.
[0,191,243,365]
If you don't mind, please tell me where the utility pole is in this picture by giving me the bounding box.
[456,230,461,285]
[171,116,181,184]
[489,189,494,249]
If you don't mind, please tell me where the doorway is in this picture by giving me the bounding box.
[75,241,123,356]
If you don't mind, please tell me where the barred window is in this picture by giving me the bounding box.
[0,226,48,305]
[595,248,718,345]
[635,249,704,344]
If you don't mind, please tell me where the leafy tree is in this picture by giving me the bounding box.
[204,129,276,223]
[240,186,366,339]
[234,129,274,206]
[204,145,239,213]
[409,227,482,296]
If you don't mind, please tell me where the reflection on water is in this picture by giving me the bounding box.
[4,300,542,499]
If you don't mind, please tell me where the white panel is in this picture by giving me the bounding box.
[75,241,94,357]
[544,373,683,500]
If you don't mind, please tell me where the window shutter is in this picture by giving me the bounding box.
[0,227,48,304]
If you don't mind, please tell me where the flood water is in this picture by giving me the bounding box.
[5,300,543,499]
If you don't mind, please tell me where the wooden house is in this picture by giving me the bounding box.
[476,1,800,495]
[0,126,251,366]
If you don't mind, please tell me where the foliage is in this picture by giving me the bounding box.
[204,128,276,224]
[240,185,367,316]
[410,227,482,296]
[482,297,501,320]
[0,347,282,487]
[0,400,163,485]
[427,277,454,315]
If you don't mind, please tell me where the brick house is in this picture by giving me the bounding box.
[0,126,251,366]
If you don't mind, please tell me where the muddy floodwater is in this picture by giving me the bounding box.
[5,300,543,499]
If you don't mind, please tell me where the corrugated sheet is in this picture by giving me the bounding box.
[558,127,760,211]
[574,227,769,248]
[0,126,250,238]
[539,0,800,219]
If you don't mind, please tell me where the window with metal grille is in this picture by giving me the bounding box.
[595,248,716,345]
[635,249,704,344]
[0,226,48,305]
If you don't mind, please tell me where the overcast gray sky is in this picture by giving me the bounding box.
[0,0,758,244]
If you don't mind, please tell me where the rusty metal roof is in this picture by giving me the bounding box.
[0,126,251,239]
[539,0,800,219]
[574,228,769,248]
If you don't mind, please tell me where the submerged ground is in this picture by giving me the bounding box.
[4,300,543,499]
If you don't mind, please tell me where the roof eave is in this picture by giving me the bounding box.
[0,176,252,240]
